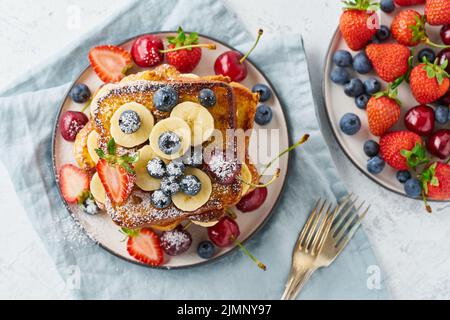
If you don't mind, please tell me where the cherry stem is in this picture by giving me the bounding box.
[183,221,192,230]
[421,190,432,213]
[160,43,216,53]
[239,29,264,64]
[231,236,266,271]
[425,38,450,49]
[226,208,237,219]
[238,168,280,188]
[260,134,310,177]
[81,98,92,113]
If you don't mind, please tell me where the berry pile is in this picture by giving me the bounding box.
[332,0,450,210]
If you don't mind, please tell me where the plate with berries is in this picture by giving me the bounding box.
[52,28,302,269]
[323,0,450,211]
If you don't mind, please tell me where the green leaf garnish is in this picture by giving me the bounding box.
[107,138,116,155]
[400,142,429,169]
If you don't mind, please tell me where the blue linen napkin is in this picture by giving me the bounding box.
[0,0,388,299]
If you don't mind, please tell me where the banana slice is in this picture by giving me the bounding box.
[149,117,191,160]
[172,168,212,212]
[110,102,154,148]
[240,162,252,196]
[170,102,214,146]
[191,220,219,227]
[90,172,106,204]
[150,220,180,231]
[87,130,100,164]
[134,145,164,191]
[179,73,200,79]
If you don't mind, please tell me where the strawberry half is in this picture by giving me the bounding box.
[123,228,164,266]
[59,164,90,204]
[88,45,133,83]
[95,139,138,204]
[379,131,425,170]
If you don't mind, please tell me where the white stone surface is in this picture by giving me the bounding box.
[1,0,449,299]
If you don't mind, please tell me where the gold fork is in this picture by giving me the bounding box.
[281,195,370,300]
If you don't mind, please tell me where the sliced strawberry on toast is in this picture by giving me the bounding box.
[59,164,90,204]
[88,45,133,83]
[95,138,137,204]
[123,228,164,266]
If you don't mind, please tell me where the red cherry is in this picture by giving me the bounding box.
[236,187,268,213]
[214,29,263,82]
[427,129,450,159]
[60,111,89,142]
[207,216,240,247]
[131,35,164,68]
[404,105,435,136]
[441,88,450,105]
[437,48,450,74]
[441,25,450,46]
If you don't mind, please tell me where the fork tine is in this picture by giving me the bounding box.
[304,201,330,251]
[334,201,367,244]
[315,202,340,253]
[336,205,370,253]
[331,196,357,234]
[295,199,322,249]
[310,203,336,254]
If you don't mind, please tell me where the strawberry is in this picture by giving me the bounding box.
[421,162,450,201]
[367,87,402,136]
[425,0,450,26]
[123,228,164,266]
[163,27,215,73]
[59,164,90,204]
[391,9,447,48]
[339,0,379,51]
[394,0,425,5]
[95,139,137,204]
[366,43,411,82]
[379,131,425,170]
[410,59,450,104]
[88,45,133,83]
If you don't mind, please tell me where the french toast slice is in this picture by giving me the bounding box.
[76,65,259,228]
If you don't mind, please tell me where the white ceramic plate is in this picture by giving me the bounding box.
[52,32,290,269]
[323,5,449,199]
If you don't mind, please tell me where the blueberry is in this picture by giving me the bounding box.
[153,86,178,112]
[180,175,201,196]
[197,241,215,259]
[364,78,381,95]
[183,149,203,167]
[435,105,449,124]
[150,190,172,209]
[252,84,272,102]
[344,79,364,97]
[396,170,412,184]
[418,48,436,63]
[158,131,181,155]
[166,160,185,178]
[353,52,373,74]
[160,176,181,195]
[380,0,395,13]
[118,110,141,134]
[367,156,385,174]
[340,113,361,135]
[82,198,98,215]
[404,178,422,198]
[330,67,350,85]
[355,94,370,109]
[376,25,391,42]
[198,88,216,107]
[146,157,166,179]
[332,50,353,68]
[255,105,273,125]
[363,140,380,157]
[69,83,91,103]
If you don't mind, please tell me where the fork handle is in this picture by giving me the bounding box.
[281,266,316,300]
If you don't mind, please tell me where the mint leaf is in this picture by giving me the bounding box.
[95,148,106,159]
[107,138,116,155]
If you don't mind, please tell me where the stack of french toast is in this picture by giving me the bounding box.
[74,64,260,231]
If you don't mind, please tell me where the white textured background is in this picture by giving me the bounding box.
[1,0,449,299]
